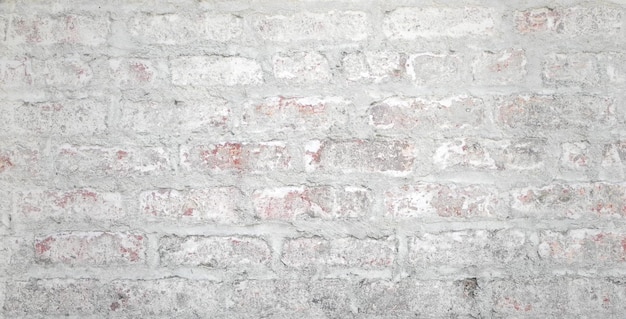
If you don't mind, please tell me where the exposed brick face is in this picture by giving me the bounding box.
[3,1,625,318]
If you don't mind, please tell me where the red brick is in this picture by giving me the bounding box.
[510,183,626,219]
[140,188,246,223]
[252,186,372,220]
[158,236,270,269]
[108,58,168,87]
[242,96,350,133]
[35,232,146,265]
[515,7,562,33]
[55,145,171,177]
[516,7,623,36]
[181,142,291,173]
[9,14,109,46]
[16,189,124,227]
[384,184,498,219]
[537,229,626,265]
[281,237,395,270]
[368,95,484,132]
[304,139,415,174]
[272,51,331,83]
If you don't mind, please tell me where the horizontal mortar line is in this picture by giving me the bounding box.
[11,219,626,237]
[5,265,626,282]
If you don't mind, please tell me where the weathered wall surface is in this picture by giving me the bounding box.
[1,0,626,317]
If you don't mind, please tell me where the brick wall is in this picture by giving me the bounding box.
[1,0,626,317]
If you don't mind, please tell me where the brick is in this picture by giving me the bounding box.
[486,277,569,315]
[119,98,231,135]
[537,229,626,265]
[384,183,498,219]
[109,279,222,316]
[140,187,246,223]
[408,229,530,269]
[515,7,562,34]
[0,58,34,88]
[304,139,415,174]
[472,48,527,85]
[405,52,467,86]
[0,143,43,178]
[600,142,626,179]
[496,94,615,131]
[282,237,395,270]
[433,138,545,171]
[228,280,309,315]
[129,13,242,44]
[14,99,107,135]
[181,142,291,173]
[35,232,146,265]
[108,58,168,87]
[241,96,350,133]
[224,279,357,317]
[510,183,626,219]
[368,95,485,132]
[55,145,171,177]
[272,51,331,83]
[0,237,32,272]
[542,53,600,87]
[356,279,474,316]
[4,279,106,315]
[171,56,263,86]
[9,14,109,46]
[253,186,372,220]
[341,51,406,83]
[16,189,124,227]
[560,142,591,170]
[158,236,270,269]
[516,7,623,36]
[383,7,497,39]
[252,11,368,42]
[35,57,94,89]
[566,278,626,314]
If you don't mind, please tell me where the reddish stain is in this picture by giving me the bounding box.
[41,103,63,112]
[0,156,14,173]
[35,237,56,254]
[116,150,129,160]
[130,62,153,82]
[202,143,244,169]
[592,234,605,242]
[183,208,194,216]
[119,246,140,262]
[110,302,120,311]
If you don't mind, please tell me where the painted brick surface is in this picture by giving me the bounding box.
[2,0,625,317]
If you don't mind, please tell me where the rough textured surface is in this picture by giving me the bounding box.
[1,0,626,318]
